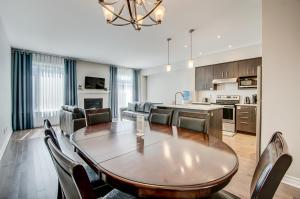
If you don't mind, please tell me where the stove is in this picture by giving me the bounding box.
[215,95,240,134]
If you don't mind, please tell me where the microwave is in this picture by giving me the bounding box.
[238,77,257,88]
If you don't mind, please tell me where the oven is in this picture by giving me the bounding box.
[223,105,235,123]
[216,95,240,133]
[222,105,236,133]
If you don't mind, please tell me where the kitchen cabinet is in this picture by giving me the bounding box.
[195,65,214,91]
[238,57,262,77]
[236,105,256,134]
[213,62,238,79]
[195,57,261,91]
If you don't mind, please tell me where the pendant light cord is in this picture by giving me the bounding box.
[189,29,194,60]
[167,38,171,65]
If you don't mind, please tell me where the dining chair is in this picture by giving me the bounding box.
[43,119,109,198]
[85,108,112,126]
[45,136,136,199]
[177,111,210,133]
[149,108,173,125]
[210,132,293,199]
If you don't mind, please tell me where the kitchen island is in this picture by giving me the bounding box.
[157,104,223,140]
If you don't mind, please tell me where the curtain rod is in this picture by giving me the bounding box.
[11,47,142,70]
[11,47,76,60]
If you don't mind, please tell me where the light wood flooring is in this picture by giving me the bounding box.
[0,127,299,199]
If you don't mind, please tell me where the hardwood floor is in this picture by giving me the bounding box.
[0,128,299,199]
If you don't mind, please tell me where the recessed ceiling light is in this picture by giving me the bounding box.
[228,45,232,48]
[199,52,203,55]
[217,35,222,39]
[184,45,188,48]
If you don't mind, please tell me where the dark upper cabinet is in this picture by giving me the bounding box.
[195,66,205,91]
[204,65,214,90]
[195,65,214,91]
[238,57,262,77]
[213,62,238,79]
[195,57,261,91]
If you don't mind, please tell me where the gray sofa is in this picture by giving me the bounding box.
[59,105,86,136]
[120,102,159,121]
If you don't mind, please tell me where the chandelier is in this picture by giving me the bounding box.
[99,0,166,31]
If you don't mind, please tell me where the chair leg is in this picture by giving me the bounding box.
[57,181,63,199]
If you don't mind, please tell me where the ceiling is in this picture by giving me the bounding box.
[0,0,261,68]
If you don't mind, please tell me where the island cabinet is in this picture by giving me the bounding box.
[236,105,257,134]
[157,105,223,140]
[195,65,214,91]
[213,61,238,79]
[238,57,262,77]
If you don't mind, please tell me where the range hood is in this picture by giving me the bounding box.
[212,78,238,84]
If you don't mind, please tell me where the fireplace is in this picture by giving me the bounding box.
[84,98,103,109]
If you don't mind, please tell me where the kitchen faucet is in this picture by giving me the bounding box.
[175,92,184,105]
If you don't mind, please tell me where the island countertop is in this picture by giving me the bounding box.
[157,104,224,111]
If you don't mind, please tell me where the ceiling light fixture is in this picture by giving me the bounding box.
[217,35,221,39]
[228,45,232,48]
[166,38,172,72]
[188,29,195,68]
[99,0,166,31]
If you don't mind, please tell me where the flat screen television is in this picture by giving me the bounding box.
[85,77,105,89]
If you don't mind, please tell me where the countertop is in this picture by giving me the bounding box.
[236,104,258,107]
[157,104,224,111]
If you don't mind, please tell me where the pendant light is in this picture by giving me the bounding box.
[188,29,195,68]
[166,38,172,72]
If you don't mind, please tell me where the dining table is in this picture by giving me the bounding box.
[71,121,239,199]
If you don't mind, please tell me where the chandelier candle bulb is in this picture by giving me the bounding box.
[155,5,166,23]
[102,5,114,22]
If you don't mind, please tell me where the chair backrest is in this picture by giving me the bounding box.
[44,119,61,149]
[44,119,52,129]
[177,112,210,133]
[149,108,173,125]
[44,136,96,199]
[85,108,112,126]
[250,132,292,199]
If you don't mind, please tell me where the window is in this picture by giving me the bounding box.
[117,67,134,115]
[32,54,64,127]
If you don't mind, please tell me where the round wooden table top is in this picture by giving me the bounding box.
[72,121,239,199]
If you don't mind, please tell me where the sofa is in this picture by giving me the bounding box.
[120,102,161,121]
[59,105,86,137]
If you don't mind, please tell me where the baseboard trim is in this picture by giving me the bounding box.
[282,175,300,189]
[0,130,12,160]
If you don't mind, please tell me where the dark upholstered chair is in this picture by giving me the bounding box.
[85,108,112,126]
[177,112,210,133]
[60,105,86,137]
[45,136,136,199]
[210,132,292,199]
[149,108,173,125]
[44,120,109,198]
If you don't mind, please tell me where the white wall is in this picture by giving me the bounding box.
[262,0,300,182]
[147,68,195,104]
[0,18,12,159]
[145,44,261,104]
[76,60,110,108]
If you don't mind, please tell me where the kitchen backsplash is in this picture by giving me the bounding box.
[196,83,257,104]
